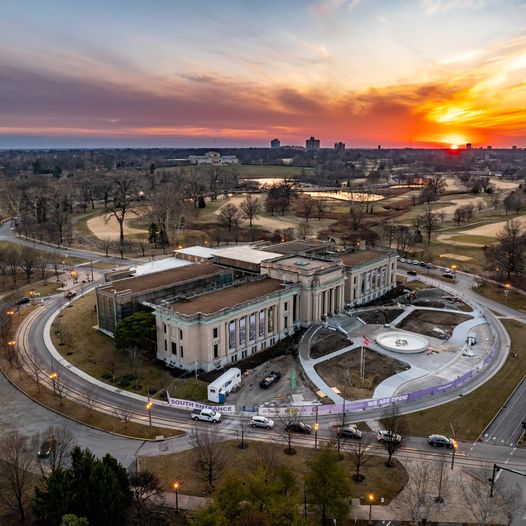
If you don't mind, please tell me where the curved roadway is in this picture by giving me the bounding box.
[4,222,526,517]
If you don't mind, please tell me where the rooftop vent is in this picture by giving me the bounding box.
[295,260,310,267]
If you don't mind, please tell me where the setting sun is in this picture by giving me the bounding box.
[450,144,459,150]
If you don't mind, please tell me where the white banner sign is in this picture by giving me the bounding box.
[166,392,236,413]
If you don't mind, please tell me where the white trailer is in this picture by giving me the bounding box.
[207,368,242,403]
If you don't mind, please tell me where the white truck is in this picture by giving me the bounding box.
[191,408,222,423]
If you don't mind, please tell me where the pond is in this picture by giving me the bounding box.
[304,190,384,202]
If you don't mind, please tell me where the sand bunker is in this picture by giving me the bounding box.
[87,213,148,241]
[439,253,473,261]
[457,216,526,237]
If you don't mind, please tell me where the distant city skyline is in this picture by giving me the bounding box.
[1,0,526,149]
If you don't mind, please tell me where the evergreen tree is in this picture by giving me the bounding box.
[305,444,350,525]
[33,448,131,526]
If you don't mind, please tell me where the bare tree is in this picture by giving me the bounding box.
[393,461,438,524]
[107,173,137,258]
[126,346,143,378]
[18,246,36,283]
[348,439,373,481]
[129,470,165,522]
[0,431,35,522]
[55,380,70,405]
[82,390,96,417]
[237,418,250,450]
[239,196,261,227]
[219,203,241,231]
[189,425,226,492]
[379,404,405,467]
[486,219,526,280]
[207,165,222,201]
[296,221,312,240]
[459,468,514,525]
[300,197,315,222]
[115,407,134,429]
[314,197,329,221]
[417,206,440,245]
[34,425,76,478]
[349,202,366,231]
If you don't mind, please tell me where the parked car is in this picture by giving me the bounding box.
[250,416,274,429]
[259,371,282,389]
[407,270,417,276]
[426,263,433,269]
[377,430,402,444]
[16,297,30,306]
[412,260,420,265]
[65,291,77,299]
[37,438,57,458]
[419,262,427,267]
[191,408,221,423]
[284,421,312,434]
[428,434,455,448]
[442,272,454,279]
[334,424,362,439]
[400,258,406,263]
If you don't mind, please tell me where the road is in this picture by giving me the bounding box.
[399,261,526,445]
[4,227,526,517]
[0,220,135,266]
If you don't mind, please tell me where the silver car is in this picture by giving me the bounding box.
[250,416,274,429]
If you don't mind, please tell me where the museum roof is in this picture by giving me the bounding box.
[340,250,389,267]
[170,278,286,316]
[106,262,226,294]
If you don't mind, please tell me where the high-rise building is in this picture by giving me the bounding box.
[466,143,472,150]
[487,145,493,150]
[334,142,345,152]
[306,136,320,150]
[270,138,280,149]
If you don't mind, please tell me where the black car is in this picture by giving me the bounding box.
[259,371,282,389]
[285,421,312,434]
[428,434,455,448]
[442,272,454,279]
[335,425,362,439]
[37,438,57,458]
[16,297,30,306]
[407,270,417,276]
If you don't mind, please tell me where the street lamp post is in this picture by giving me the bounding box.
[146,400,153,426]
[451,440,458,470]
[7,339,16,361]
[314,405,319,450]
[504,283,511,303]
[368,493,374,525]
[172,482,180,512]
[49,372,58,394]
[71,270,78,284]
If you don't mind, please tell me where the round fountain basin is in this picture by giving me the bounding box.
[376,330,429,354]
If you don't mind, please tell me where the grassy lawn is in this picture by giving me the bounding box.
[236,165,312,178]
[73,208,105,236]
[396,319,525,440]
[50,292,209,401]
[476,281,526,312]
[140,440,408,504]
[397,279,431,290]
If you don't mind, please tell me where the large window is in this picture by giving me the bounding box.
[213,327,218,339]
[268,306,274,334]
[171,342,177,355]
[249,313,256,341]
[239,317,246,347]
[259,310,265,337]
[228,320,236,349]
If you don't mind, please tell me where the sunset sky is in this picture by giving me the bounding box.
[1,0,526,148]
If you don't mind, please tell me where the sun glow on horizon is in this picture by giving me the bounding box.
[450,144,459,150]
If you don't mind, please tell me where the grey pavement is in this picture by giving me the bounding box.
[399,263,526,445]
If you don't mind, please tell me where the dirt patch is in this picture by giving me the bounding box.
[310,328,349,359]
[356,308,404,325]
[400,310,470,338]
[315,348,410,399]
[87,210,148,240]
